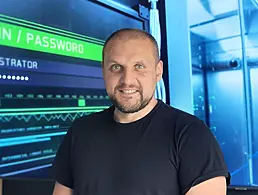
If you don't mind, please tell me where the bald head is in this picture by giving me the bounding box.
[102,28,159,63]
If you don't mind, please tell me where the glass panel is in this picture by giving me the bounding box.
[192,68,206,122]
[243,0,258,186]
[191,15,241,41]
[205,0,238,16]
[250,68,258,185]
[188,0,252,186]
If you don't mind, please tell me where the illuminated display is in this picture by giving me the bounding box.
[0,13,110,178]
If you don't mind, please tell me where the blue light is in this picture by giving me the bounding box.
[0,131,66,143]
[0,164,52,177]
[0,155,56,168]
[0,138,51,147]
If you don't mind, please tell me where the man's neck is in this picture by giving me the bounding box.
[114,98,158,124]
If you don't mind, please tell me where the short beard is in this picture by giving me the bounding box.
[109,93,153,114]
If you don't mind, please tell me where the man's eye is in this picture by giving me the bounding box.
[135,64,145,69]
[111,64,121,71]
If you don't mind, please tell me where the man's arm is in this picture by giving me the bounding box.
[52,127,74,195]
[52,182,73,195]
[176,119,230,194]
[186,176,227,195]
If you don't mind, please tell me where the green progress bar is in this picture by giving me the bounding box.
[0,106,109,113]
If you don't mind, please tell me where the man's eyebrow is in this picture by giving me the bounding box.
[134,60,145,65]
[106,59,121,64]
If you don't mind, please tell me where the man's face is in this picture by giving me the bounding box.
[102,38,163,113]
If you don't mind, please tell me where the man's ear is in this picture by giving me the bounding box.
[156,60,163,82]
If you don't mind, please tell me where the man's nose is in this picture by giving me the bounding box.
[120,69,135,85]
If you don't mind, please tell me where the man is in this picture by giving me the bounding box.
[52,28,230,195]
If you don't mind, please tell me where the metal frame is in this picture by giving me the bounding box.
[89,0,150,31]
[190,10,238,28]
[163,0,194,114]
[228,185,258,191]
[238,0,255,186]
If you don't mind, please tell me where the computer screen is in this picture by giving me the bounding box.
[0,0,144,178]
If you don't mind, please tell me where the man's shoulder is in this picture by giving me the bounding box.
[157,101,209,137]
[158,101,200,125]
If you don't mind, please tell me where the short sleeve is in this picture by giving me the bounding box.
[177,120,230,194]
[52,127,74,189]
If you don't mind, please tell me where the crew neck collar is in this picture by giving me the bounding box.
[108,99,163,126]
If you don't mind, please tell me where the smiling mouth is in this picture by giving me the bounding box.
[119,89,138,94]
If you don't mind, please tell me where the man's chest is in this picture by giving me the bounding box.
[71,129,180,195]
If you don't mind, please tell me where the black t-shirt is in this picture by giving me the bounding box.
[52,100,230,195]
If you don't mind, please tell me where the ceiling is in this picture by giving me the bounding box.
[187,0,258,67]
